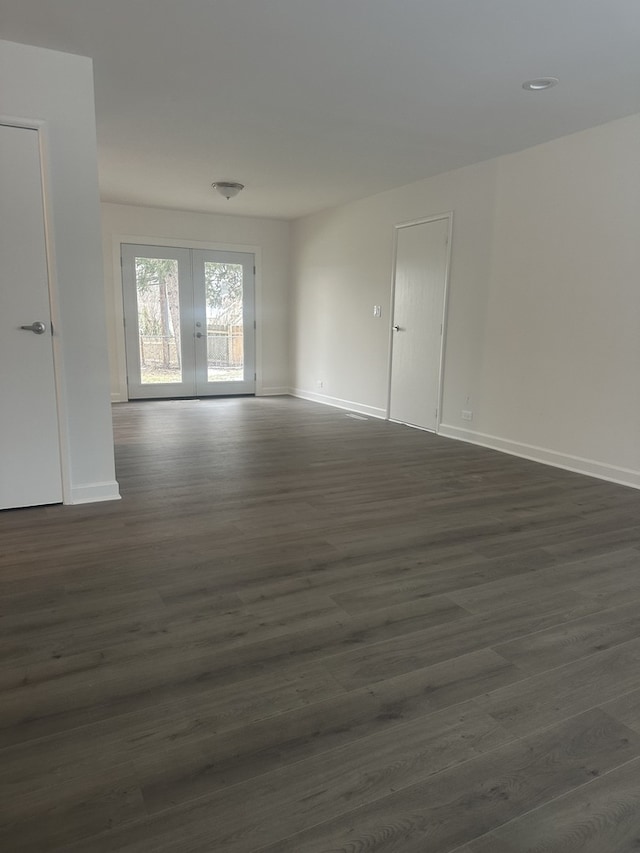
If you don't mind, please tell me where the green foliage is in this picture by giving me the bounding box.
[133,256,244,373]
[135,258,179,337]
[135,258,243,330]
[205,263,243,326]
[135,257,177,290]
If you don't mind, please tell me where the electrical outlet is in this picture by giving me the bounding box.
[461,410,473,421]
[317,380,324,390]
[373,305,382,318]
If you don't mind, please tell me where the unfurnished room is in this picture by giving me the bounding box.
[1,1,640,851]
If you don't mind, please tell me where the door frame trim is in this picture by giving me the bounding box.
[111,234,263,401]
[0,116,71,503]
[386,212,454,433]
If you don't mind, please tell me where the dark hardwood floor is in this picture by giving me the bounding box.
[2,396,640,852]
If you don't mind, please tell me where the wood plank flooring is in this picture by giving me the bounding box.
[2,396,640,852]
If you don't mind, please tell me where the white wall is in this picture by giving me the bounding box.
[101,203,291,400]
[291,160,498,418]
[0,40,119,504]
[291,114,640,488]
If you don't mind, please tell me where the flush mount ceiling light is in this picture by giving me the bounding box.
[522,77,559,91]
[212,181,244,200]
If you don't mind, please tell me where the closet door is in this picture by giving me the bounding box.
[389,216,450,431]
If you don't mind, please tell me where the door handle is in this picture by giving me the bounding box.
[195,332,203,339]
[20,321,47,335]
[393,324,401,332]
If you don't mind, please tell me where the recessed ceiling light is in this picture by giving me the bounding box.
[522,77,559,91]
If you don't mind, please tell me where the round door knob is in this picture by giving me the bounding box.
[195,332,203,339]
[393,324,401,332]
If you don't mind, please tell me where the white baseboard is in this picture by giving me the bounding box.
[112,389,291,400]
[67,480,121,505]
[438,423,640,490]
[258,386,290,396]
[290,388,386,420]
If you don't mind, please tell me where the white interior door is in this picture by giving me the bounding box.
[0,124,63,509]
[122,244,255,399]
[389,216,450,431]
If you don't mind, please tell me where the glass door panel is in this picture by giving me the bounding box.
[135,257,182,385]
[193,250,255,395]
[204,262,244,382]
[122,244,195,399]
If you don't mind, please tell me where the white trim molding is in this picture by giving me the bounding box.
[290,388,386,419]
[438,424,640,490]
[68,480,121,504]
[259,386,290,396]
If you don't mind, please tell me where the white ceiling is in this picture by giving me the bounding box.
[1,0,639,220]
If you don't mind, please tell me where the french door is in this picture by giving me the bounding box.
[122,244,255,398]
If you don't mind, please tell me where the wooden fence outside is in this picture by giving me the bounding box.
[139,325,243,369]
